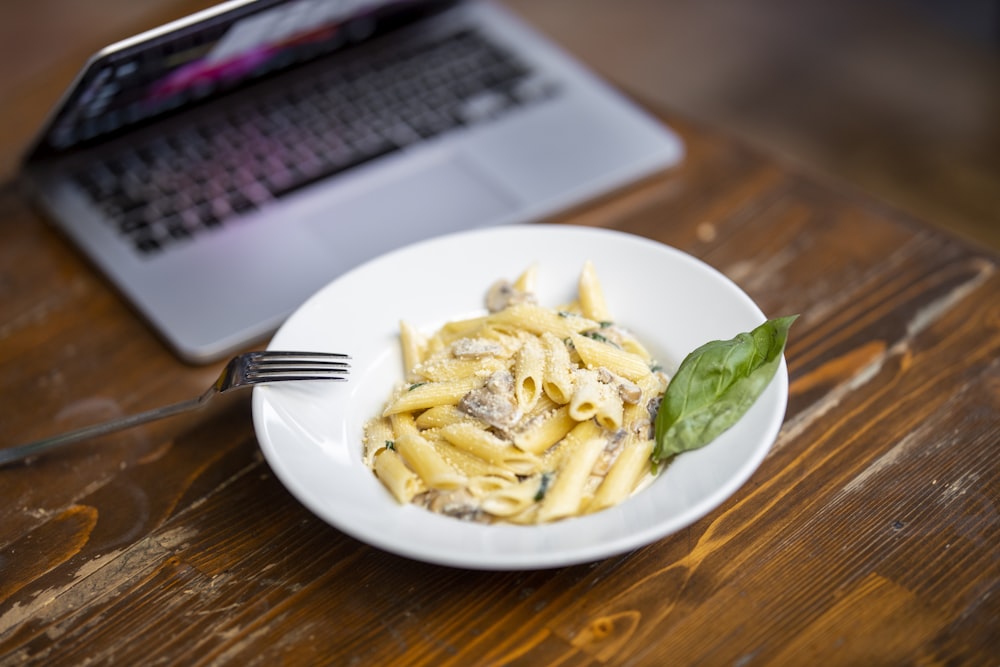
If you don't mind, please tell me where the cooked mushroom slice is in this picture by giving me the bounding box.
[485,279,536,313]
[595,366,642,404]
[617,378,643,404]
[458,370,520,430]
[422,488,485,522]
[592,429,628,476]
[452,338,504,358]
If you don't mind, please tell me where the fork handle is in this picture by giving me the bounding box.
[0,396,205,466]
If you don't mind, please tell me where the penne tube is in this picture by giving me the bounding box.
[382,376,482,415]
[504,504,541,525]
[435,315,490,341]
[525,392,560,418]
[513,405,577,455]
[389,412,465,489]
[567,368,625,429]
[436,439,520,482]
[594,389,624,431]
[481,474,548,517]
[618,333,653,362]
[414,404,475,430]
[578,259,610,322]
[588,436,654,512]
[374,448,424,503]
[568,369,604,422]
[570,332,651,381]
[399,319,425,381]
[468,473,518,498]
[415,356,509,383]
[514,335,545,413]
[488,302,599,339]
[541,331,574,404]
[475,326,525,355]
[512,265,537,293]
[439,422,541,475]
[362,416,395,464]
[393,427,466,490]
[537,420,607,522]
[621,373,668,431]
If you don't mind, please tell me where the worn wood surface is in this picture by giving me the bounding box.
[1,2,999,665]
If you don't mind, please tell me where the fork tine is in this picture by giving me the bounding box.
[248,373,349,383]
[246,368,350,382]
[246,351,350,383]
[253,351,350,364]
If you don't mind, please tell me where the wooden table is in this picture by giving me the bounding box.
[2,4,998,666]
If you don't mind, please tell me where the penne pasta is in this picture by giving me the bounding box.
[488,302,599,340]
[570,332,651,381]
[468,473,519,498]
[399,319,425,381]
[438,441,520,484]
[512,265,537,293]
[578,259,610,322]
[414,356,509,383]
[374,448,425,503]
[512,405,577,455]
[514,335,545,413]
[362,262,670,525]
[619,333,653,362]
[363,416,395,465]
[568,368,602,421]
[481,474,548,517]
[565,369,623,430]
[537,420,607,522]
[382,376,482,415]
[588,436,654,512]
[439,422,541,475]
[595,390,624,431]
[435,315,490,341]
[525,392,560,419]
[384,414,462,489]
[413,404,475,430]
[540,331,574,404]
[393,430,466,491]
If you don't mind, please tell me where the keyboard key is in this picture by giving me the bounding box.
[135,236,162,254]
[457,90,509,124]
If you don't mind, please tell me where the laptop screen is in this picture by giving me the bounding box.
[28,0,456,160]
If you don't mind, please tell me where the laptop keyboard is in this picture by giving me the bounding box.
[73,28,558,255]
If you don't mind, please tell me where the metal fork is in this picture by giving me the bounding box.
[0,351,349,466]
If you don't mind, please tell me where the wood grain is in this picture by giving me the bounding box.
[1,3,998,665]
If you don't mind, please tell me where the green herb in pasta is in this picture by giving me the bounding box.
[534,472,553,501]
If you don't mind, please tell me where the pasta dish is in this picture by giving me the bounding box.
[362,261,668,524]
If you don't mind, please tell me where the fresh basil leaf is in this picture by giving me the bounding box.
[652,315,797,462]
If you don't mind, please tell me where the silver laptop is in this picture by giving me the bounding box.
[20,0,683,363]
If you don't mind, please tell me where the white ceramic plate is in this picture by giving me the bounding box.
[253,224,788,570]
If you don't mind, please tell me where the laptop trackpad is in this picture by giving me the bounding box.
[306,156,517,262]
